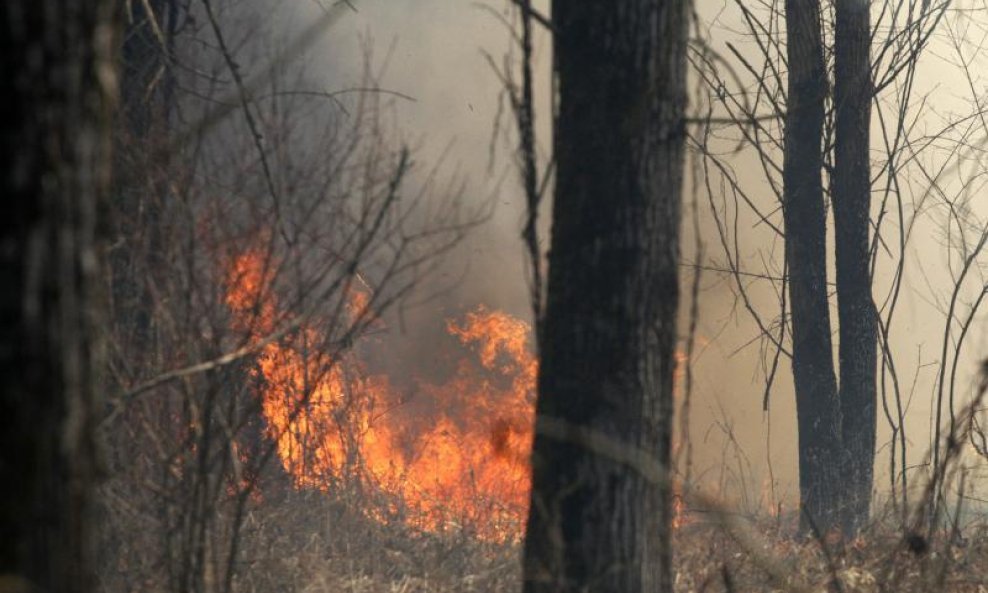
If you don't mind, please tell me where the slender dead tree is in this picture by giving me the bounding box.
[833,0,877,534]
[120,0,179,137]
[783,0,843,533]
[0,1,118,591]
[522,1,688,592]
[112,0,182,375]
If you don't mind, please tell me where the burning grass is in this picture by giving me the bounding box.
[224,245,535,543]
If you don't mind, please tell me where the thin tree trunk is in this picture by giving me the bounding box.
[0,2,116,591]
[522,2,687,592]
[783,0,843,533]
[834,0,876,535]
[121,0,177,137]
[114,0,178,349]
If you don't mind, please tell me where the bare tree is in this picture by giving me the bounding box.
[783,0,843,533]
[833,0,876,534]
[522,1,688,592]
[783,0,878,536]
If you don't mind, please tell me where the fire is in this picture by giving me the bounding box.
[223,246,534,541]
[760,474,783,519]
[672,493,687,530]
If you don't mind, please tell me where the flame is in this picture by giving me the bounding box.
[672,492,687,530]
[760,474,783,519]
[223,247,534,541]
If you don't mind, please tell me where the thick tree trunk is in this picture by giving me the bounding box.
[783,0,843,533]
[0,2,116,591]
[522,2,687,592]
[833,0,876,535]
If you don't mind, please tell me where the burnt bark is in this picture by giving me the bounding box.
[522,2,687,592]
[783,0,843,533]
[0,2,116,591]
[833,0,876,535]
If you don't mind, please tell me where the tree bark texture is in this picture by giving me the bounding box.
[522,2,687,592]
[833,0,876,535]
[0,2,116,591]
[783,0,844,533]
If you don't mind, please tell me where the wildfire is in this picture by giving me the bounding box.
[224,246,535,541]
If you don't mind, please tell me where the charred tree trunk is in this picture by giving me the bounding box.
[833,0,876,535]
[522,2,687,592]
[0,1,117,591]
[783,0,843,533]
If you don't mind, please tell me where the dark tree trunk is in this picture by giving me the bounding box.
[833,0,876,535]
[783,0,843,533]
[522,2,687,592]
[0,2,116,591]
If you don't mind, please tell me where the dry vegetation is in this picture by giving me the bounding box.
[102,482,988,593]
[672,515,988,593]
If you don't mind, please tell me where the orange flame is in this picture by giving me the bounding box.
[672,493,687,530]
[224,247,534,541]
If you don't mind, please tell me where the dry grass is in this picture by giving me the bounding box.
[673,511,988,593]
[99,432,988,593]
[227,487,522,593]
[209,489,988,593]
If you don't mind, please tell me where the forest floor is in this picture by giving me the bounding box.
[673,514,988,593]
[225,493,988,593]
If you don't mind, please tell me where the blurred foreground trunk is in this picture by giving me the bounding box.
[0,2,117,591]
